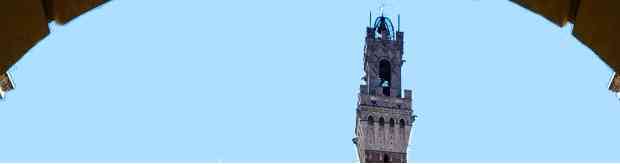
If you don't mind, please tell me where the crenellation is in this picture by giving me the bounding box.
[358,94,412,110]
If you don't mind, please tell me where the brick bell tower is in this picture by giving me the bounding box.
[353,13,415,163]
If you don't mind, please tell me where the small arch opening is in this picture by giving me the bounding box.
[389,118,395,127]
[379,117,385,126]
[379,60,391,96]
[368,116,374,125]
[383,154,390,163]
[399,119,405,128]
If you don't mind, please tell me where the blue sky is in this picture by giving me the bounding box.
[1,0,619,162]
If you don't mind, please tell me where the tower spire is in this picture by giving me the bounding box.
[379,0,386,16]
[369,10,372,27]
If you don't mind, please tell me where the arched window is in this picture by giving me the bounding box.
[383,154,390,163]
[379,60,391,96]
[379,117,385,126]
[399,119,405,128]
[368,116,374,125]
[389,118,395,127]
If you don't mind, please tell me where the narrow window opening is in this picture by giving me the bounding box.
[389,118,395,127]
[379,60,391,96]
[368,116,374,125]
[379,117,385,126]
[383,154,390,163]
[399,119,405,128]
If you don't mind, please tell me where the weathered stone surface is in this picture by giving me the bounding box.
[362,149,406,163]
[355,16,414,163]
